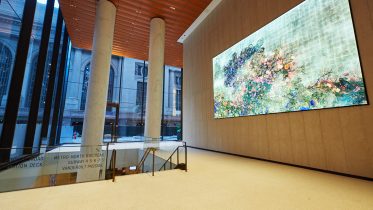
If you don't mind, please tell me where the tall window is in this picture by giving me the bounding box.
[0,42,12,105]
[107,68,114,103]
[25,53,51,108]
[80,63,115,110]
[176,89,181,111]
[136,81,147,106]
[135,62,148,77]
[163,67,182,140]
[80,64,90,110]
[175,74,182,87]
[12,0,47,159]
[175,73,182,111]
[106,68,114,112]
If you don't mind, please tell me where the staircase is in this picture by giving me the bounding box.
[105,142,187,180]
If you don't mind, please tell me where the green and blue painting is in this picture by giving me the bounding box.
[213,0,367,118]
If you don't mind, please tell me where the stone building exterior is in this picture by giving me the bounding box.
[62,48,182,141]
[0,1,181,143]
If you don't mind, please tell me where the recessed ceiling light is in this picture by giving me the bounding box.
[170,6,176,10]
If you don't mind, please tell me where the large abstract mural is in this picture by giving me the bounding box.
[212,0,367,119]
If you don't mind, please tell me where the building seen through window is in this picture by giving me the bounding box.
[60,49,182,143]
[135,62,148,77]
[136,81,147,106]
[80,63,115,111]
[0,0,182,146]
[0,42,12,106]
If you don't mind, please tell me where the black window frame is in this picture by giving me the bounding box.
[0,0,72,164]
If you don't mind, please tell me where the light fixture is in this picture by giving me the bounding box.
[170,6,176,10]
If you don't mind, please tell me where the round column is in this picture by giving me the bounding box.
[144,18,165,140]
[77,0,116,182]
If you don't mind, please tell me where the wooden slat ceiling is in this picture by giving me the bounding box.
[59,0,212,68]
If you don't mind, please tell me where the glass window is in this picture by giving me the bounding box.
[107,67,115,103]
[60,50,118,144]
[44,22,65,146]
[59,52,182,143]
[0,43,13,106]
[34,4,60,148]
[80,63,90,110]
[175,75,182,86]
[163,67,182,140]
[12,0,47,159]
[116,58,146,141]
[136,81,147,106]
[135,62,148,77]
[80,63,115,110]
[25,53,52,108]
[176,89,181,111]
[0,0,25,138]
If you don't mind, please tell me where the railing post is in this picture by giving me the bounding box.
[152,149,155,176]
[112,149,116,182]
[184,142,187,172]
[105,142,109,174]
[177,147,179,165]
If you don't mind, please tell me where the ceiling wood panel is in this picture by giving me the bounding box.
[59,0,212,67]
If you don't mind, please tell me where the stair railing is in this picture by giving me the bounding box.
[109,149,117,182]
[136,147,152,173]
[159,142,187,172]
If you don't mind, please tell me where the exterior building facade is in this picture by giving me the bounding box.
[62,48,182,142]
[0,1,182,145]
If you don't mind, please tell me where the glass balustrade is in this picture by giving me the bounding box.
[0,140,187,192]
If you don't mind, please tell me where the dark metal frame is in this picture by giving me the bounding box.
[56,39,72,143]
[180,68,183,140]
[50,28,69,145]
[24,0,56,155]
[106,102,120,142]
[0,0,37,163]
[140,60,146,127]
[40,10,63,146]
[160,64,165,140]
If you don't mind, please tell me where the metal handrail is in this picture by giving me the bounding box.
[110,149,117,182]
[159,142,187,172]
[136,147,152,173]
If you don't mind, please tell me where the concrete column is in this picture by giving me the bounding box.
[77,0,116,182]
[144,18,165,140]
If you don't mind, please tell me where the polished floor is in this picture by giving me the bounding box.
[0,148,372,210]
